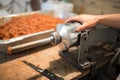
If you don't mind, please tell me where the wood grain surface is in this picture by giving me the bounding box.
[0,45,82,80]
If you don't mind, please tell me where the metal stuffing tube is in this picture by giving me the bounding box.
[7,36,54,54]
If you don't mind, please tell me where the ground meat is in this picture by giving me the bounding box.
[0,14,64,40]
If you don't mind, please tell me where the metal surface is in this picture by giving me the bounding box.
[0,11,37,26]
[0,11,53,26]
[54,22,119,70]
[51,22,81,50]
[0,29,54,54]
[78,27,119,69]
[0,11,54,54]
[7,36,54,54]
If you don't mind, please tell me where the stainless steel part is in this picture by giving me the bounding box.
[0,11,54,26]
[51,22,81,50]
[78,31,90,67]
[78,27,119,68]
[0,29,54,54]
[0,11,54,54]
[7,36,54,54]
[6,22,81,54]
[59,25,119,70]
[51,24,119,69]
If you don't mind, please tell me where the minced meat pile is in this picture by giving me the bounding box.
[0,14,64,40]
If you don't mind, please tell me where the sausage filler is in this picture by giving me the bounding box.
[7,22,120,70]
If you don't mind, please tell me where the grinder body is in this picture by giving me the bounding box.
[51,22,119,70]
[51,22,81,50]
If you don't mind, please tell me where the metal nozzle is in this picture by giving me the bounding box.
[7,36,54,54]
[51,32,61,45]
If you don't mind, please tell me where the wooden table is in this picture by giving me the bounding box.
[0,45,82,80]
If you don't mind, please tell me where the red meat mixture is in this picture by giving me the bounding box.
[0,14,64,40]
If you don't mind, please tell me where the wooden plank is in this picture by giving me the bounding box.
[69,0,85,14]
[70,0,120,14]
[0,45,81,80]
[84,0,120,14]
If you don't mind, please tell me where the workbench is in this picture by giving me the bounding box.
[0,45,82,80]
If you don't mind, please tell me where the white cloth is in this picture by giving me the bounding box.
[0,0,32,14]
[117,74,120,80]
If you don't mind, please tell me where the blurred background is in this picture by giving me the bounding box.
[0,0,120,19]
